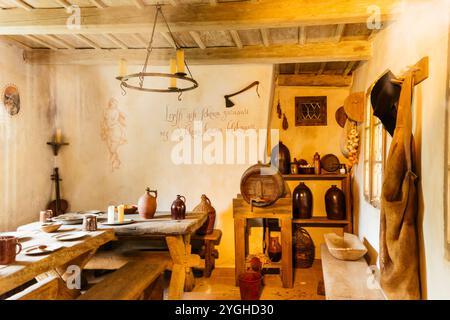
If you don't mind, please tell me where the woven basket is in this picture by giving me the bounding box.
[294,226,315,268]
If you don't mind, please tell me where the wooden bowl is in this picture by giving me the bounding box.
[124,205,138,215]
[40,223,63,233]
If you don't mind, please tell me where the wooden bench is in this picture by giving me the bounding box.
[320,244,386,300]
[192,229,222,277]
[7,276,67,300]
[78,257,169,300]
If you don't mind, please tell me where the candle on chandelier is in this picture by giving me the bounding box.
[176,49,185,74]
[119,58,128,78]
[169,59,177,89]
[55,129,62,144]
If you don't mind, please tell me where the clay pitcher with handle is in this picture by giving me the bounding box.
[171,195,186,220]
[138,188,158,219]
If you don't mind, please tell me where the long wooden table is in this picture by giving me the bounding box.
[16,211,207,300]
[0,227,115,298]
[105,212,208,300]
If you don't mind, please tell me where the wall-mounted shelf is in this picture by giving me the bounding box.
[293,217,351,226]
[283,174,349,181]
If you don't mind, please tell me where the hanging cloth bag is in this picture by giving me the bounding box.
[379,72,421,300]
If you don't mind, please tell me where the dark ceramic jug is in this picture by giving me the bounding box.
[293,182,313,219]
[325,185,346,220]
[270,141,291,175]
[268,237,282,262]
[171,195,186,220]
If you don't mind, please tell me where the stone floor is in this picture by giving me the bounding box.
[179,260,325,300]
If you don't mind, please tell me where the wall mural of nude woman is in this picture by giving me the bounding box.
[100,98,127,171]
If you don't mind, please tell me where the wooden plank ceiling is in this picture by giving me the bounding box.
[0,0,397,84]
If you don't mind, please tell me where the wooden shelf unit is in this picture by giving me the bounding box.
[233,197,293,289]
[284,173,353,233]
[283,174,348,181]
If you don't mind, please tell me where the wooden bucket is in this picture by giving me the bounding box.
[240,163,285,207]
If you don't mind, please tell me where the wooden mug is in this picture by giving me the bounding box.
[0,236,22,265]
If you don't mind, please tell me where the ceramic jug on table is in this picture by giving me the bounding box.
[171,195,186,220]
[138,188,158,219]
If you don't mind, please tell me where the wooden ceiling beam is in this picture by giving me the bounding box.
[229,30,243,49]
[10,0,33,11]
[299,27,306,45]
[277,74,352,87]
[104,34,128,49]
[55,0,72,9]
[317,62,326,75]
[133,0,145,9]
[90,0,108,8]
[25,35,59,49]
[24,40,371,65]
[160,31,177,49]
[73,34,101,49]
[343,61,357,76]
[0,0,399,35]
[0,35,33,50]
[189,31,206,49]
[132,33,148,47]
[42,34,76,49]
[334,24,346,42]
[260,29,270,47]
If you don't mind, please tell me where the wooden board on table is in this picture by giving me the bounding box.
[101,212,208,238]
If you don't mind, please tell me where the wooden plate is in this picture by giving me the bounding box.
[53,213,84,225]
[320,154,341,172]
[24,244,63,256]
[100,219,135,226]
[53,231,88,242]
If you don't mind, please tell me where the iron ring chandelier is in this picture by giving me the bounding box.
[116,5,198,96]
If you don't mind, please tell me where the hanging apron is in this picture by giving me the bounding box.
[379,72,421,300]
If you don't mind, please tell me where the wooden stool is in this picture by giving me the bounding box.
[192,230,222,277]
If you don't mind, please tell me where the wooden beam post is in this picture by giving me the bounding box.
[0,0,400,35]
[277,74,352,87]
[25,41,372,65]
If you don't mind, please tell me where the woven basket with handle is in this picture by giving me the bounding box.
[294,226,315,268]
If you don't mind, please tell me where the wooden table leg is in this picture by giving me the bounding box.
[280,217,293,288]
[166,235,196,300]
[34,249,99,300]
[234,217,246,286]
